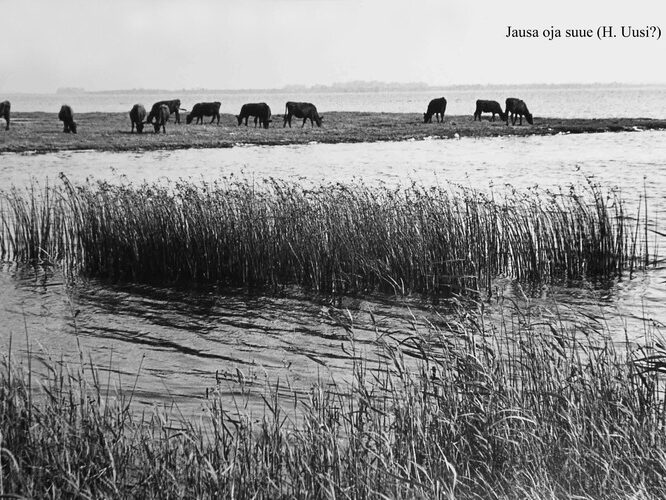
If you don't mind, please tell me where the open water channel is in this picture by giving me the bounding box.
[2,128,666,418]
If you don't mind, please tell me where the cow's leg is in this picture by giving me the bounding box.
[175,111,180,124]
[5,116,8,131]
[254,116,259,128]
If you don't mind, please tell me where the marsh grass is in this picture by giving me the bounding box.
[2,301,666,499]
[0,177,652,297]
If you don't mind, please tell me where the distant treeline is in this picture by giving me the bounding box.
[53,81,665,96]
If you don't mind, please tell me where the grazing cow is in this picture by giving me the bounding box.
[505,98,533,125]
[236,102,272,129]
[186,102,221,125]
[58,105,77,134]
[283,101,322,128]
[153,104,169,133]
[129,104,147,133]
[0,101,10,130]
[474,100,506,122]
[147,99,184,124]
[423,97,447,123]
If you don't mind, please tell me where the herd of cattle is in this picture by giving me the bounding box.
[0,97,533,133]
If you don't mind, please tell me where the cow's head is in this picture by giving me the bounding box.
[526,113,534,125]
[423,113,432,123]
[136,121,144,133]
[70,122,77,134]
[315,115,323,127]
[262,119,272,129]
[186,113,194,125]
[235,115,243,126]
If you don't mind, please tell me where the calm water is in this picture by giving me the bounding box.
[5,84,666,118]
[2,87,666,417]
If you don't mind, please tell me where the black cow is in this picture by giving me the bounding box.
[129,104,147,133]
[186,102,221,125]
[147,99,184,124]
[423,97,447,123]
[505,98,533,125]
[58,105,77,134]
[0,101,10,130]
[153,104,169,133]
[236,103,272,129]
[283,101,322,128]
[474,100,506,122]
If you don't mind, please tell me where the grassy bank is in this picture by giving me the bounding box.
[0,178,649,295]
[2,301,665,498]
[1,111,665,153]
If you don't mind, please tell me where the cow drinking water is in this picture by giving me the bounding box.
[58,105,77,134]
[423,97,447,123]
[147,99,184,124]
[283,101,322,128]
[0,101,10,130]
[474,100,506,122]
[236,103,272,129]
[129,104,147,133]
[187,102,221,125]
[505,98,533,125]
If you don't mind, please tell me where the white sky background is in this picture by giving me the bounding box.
[1,0,665,93]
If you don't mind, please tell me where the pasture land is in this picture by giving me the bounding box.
[1,111,665,153]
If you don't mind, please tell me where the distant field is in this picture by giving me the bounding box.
[1,111,665,153]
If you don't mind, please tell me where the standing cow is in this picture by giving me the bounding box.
[505,98,533,125]
[423,97,447,123]
[186,102,221,125]
[153,104,169,133]
[0,101,10,130]
[474,100,506,122]
[236,103,272,129]
[58,105,77,133]
[147,99,184,124]
[129,104,146,133]
[283,101,322,128]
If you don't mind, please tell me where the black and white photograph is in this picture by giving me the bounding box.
[2,0,666,498]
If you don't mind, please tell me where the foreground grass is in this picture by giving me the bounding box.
[2,300,666,499]
[1,111,665,153]
[0,177,651,296]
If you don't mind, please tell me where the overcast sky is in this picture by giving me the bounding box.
[1,0,664,93]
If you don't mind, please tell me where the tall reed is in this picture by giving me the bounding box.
[2,301,665,498]
[0,176,652,295]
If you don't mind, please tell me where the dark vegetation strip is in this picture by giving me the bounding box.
[2,303,666,498]
[0,177,652,295]
[2,112,666,153]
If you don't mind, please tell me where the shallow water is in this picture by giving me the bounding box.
[2,128,666,417]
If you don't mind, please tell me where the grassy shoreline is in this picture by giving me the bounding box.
[1,111,665,153]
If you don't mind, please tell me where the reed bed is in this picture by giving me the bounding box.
[2,301,665,498]
[0,176,650,295]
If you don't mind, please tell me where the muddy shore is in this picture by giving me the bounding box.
[1,111,665,153]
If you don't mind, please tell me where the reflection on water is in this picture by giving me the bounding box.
[2,130,666,416]
[2,261,664,418]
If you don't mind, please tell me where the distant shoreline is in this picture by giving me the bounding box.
[1,82,665,96]
[1,111,665,154]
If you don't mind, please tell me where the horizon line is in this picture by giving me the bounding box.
[3,81,666,95]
